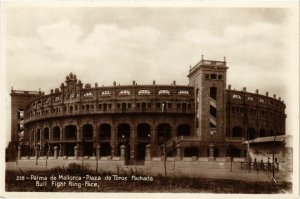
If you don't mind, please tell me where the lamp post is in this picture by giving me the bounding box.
[272,134,277,184]
[45,140,49,166]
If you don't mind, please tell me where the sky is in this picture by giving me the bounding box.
[2,5,299,144]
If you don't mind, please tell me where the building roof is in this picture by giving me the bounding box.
[242,135,291,144]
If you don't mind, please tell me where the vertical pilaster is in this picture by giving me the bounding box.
[111,124,117,157]
[171,125,176,139]
[40,130,44,156]
[49,127,52,141]
[130,125,136,162]
[77,125,82,141]
[59,143,62,156]
[54,146,58,159]
[60,126,64,141]
[150,125,156,144]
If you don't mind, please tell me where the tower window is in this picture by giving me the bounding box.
[210,74,217,79]
[210,87,217,100]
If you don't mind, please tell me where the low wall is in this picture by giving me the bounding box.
[13,156,125,172]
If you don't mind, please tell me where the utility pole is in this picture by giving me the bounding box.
[163,130,167,177]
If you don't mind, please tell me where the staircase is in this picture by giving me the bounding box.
[159,136,200,154]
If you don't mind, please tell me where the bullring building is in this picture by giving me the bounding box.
[10,57,287,163]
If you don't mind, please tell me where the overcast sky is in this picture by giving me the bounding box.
[2,6,299,143]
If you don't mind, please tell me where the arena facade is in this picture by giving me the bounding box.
[9,57,287,164]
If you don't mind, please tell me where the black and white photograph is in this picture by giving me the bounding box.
[0,1,299,198]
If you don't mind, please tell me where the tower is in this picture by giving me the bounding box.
[6,89,41,161]
[187,56,228,143]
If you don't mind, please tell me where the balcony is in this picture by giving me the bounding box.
[24,108,195,123]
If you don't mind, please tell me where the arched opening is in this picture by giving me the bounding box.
[36,129,41,143]
[247,128,256,140]
[82,124,93,140]
[137,123,151,141]
[99,124,111,141]
[232,126,243,137]
[214,148,219,157]
[64,125,77,140]
[117,123,130,142]
[259,129,267,137]
[52,126,60,140]
[43,128,50,141]
[177,124,191,137]
[184,147,199,157]
[65,143,76,156]
[100,143,111,157]
[82,124,94,156]
[136,143,148,161]
[157,123,171,145]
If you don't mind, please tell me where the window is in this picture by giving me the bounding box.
[259,98,265,103]
[210,87,217,100]
[188,104,191,109]
[117,103,120,108]
[108,104,112,109]
[69,93,75,98]
[128,103,131,108]
[178,90,189,95]
[205,74,209,79]
[167,103,172,109]
[158,90,170,95]
[233,94,242,99]
[156,103,161,108]
[138,90,150,95]
[119,90,130,96]
[98,104,102,109]
[44,98,50,104]
[218,75,223,80]
[54,96,61,102]
[247,96,254,101]
[148,103,151,108]
[210,74,217,79]
[101,91,112,96]
[177,103,181,109]
[137,103,140,108]
[83,92,93,97]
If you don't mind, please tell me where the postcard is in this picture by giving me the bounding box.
[1,1,299,198]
